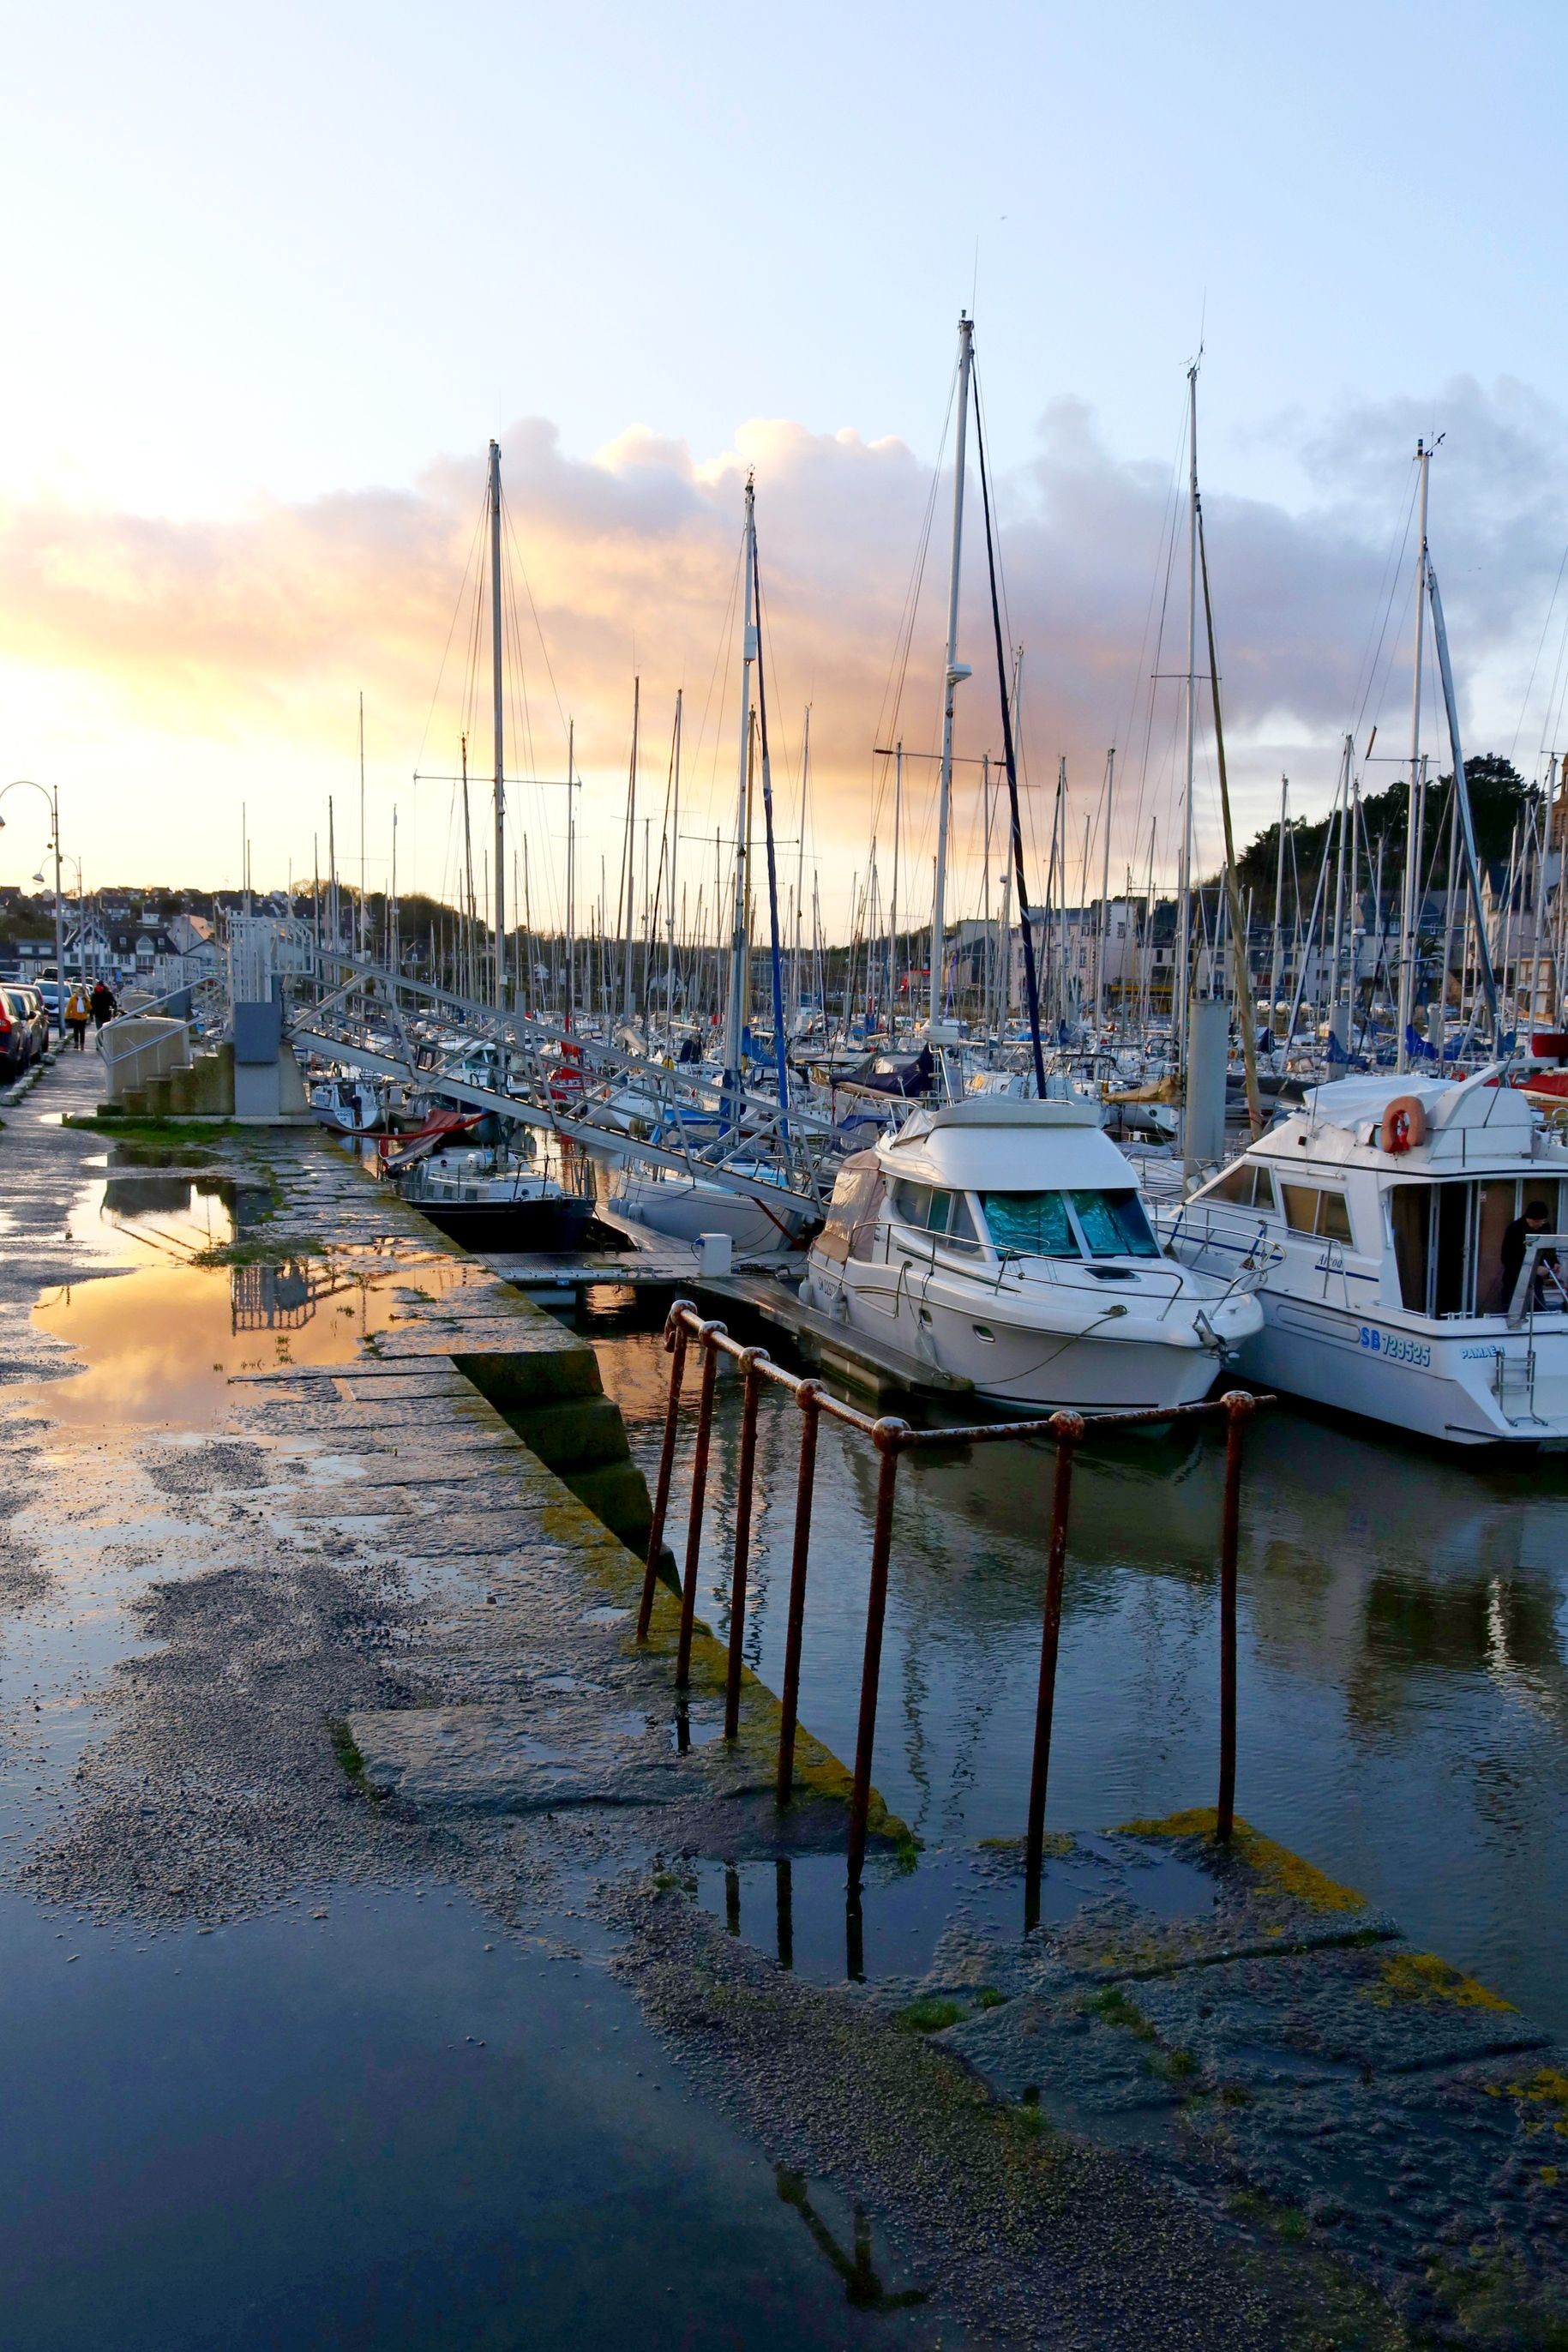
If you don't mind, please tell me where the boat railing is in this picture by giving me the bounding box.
[1164,1199,1287,1280]
[882,1221,1212,1321]
[1505,1233,1568,1332]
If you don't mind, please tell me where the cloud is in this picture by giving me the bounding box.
[2,376,1563,914]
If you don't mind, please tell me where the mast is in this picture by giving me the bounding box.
[460,734,476,1002]
[488,439,507,1011]
[1329,737,1351,1045]
[929,311,975,1027]
[721,476,758,1100]
[750,514,790,1134]
[890,743,902,1033]
[665,690,681,1042]
[1397,438,1431,1068]
[1095,749,1114,1034]
[795,707,809,1029]
[327,795,339,958]
[1175,362,1199,1074]
[566,719,577,1028]
[357,693,366,958]
[971,349,1048,1092]
[1266,773,1289,1049]
[622,676,640,1023]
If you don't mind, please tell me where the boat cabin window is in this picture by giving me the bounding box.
[981,1189,1159,1260]
[981,1190,1078,1258]
[887,1179,978,1246]
[1203,1159,1277,1213]
[1280,1184,1353,1244]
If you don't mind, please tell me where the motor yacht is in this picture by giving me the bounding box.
[799,1099,1265,1413]
[1162,1068,1568,1446]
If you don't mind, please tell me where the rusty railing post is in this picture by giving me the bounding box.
[636,1302,694,1643]
[775,1380,822,1806]
[675,1320,725,1689]
[847,1417,909,1882]
[723,1344,769,1738]
[1216,1390,1254,1843]
[1024,1411,1084,1922]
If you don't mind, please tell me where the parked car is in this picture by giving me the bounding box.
[0,987,38,1079]
[15,984,51,1056]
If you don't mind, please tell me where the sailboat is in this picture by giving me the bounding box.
[802,316,1265,1410]
[605,473,813,1260]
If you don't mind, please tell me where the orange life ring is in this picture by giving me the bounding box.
[1379,1095,1427,1154]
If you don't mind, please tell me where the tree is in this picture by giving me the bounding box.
[1229,755,1533,905]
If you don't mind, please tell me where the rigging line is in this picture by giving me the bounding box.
[687,528,747,847]
[498,484,571,743]
[974,370,1048,1093]
[1119,395,1189,875]
[1349,467,1420,741]
[867,363,960,851]
[1129,475,1183,891]
[1517,537,1568,764]
[412,485,490,782]
[873,358,958,751]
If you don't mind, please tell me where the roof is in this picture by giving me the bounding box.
[879,1098,1136,1191]
[1278,1067,1546,1167]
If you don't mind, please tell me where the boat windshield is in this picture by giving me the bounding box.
[982,1189,1159,1260]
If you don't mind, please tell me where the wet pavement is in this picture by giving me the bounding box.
[2,1055,1334,2350]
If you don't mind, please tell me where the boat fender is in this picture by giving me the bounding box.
[1379,1095,1427,1154]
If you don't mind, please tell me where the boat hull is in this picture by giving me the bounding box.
[607,1169,808,1259]
[1229,1296,1568,1447]
[407,1194,597,1253]
[804,1262,1237,1416]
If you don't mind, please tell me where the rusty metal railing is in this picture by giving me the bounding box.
[635,1299,1270,1901]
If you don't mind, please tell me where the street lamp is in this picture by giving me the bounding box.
[0,779,64,1042]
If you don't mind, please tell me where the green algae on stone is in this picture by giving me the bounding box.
[1368,1951,1515,2014]
[1114,1808,1367,1915]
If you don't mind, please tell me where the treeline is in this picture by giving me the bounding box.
[1228,756,1536,902]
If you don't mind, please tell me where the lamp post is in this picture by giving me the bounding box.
[57,852,86,985]
[0,780,63,1042]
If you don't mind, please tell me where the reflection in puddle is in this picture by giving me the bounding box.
[694,1845,1127,1986]
[27,1172,478,1429]
[775,2168,928,2313]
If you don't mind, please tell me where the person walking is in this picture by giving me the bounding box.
[64,983,91,1051]
[89,978,117,1032]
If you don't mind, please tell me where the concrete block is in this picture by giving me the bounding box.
[505,1395,632,1474]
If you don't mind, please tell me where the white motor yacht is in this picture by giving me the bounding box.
[1162,1068,1568,1447]
[799,1099,1265,1413]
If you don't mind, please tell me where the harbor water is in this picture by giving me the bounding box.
[586,1307,1568,2036]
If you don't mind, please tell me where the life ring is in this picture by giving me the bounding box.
[1379,1095,1427,1154]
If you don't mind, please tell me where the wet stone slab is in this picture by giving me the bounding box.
[856,1825,1568,2338]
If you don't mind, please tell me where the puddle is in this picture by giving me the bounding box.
[65,1171,254,1265]
[23,1174,484,1429]
[694,1844,1114,1985]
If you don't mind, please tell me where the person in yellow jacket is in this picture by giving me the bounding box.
[64,983,91,1051]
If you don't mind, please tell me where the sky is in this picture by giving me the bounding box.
[3,0,1567,936]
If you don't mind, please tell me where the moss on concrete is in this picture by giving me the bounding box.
[1115,1808,1368,1916]
[1369,1951,1515,2014]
